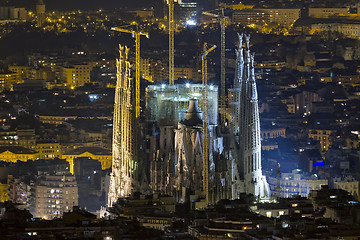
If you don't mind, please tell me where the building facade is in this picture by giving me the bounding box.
[36,142,62,159]
[33,175,78,220]
[62,147,111,174]
[308,8,349,18]
[0,71,18,91]
[308,129,333,152]
[232,8,300,27]
[0,146,37,163]
[268,169,328,198]
[61,64,92,89]
[311,22,360,40]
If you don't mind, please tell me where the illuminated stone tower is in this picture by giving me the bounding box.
[36,0,46,27]
[229,33,270,198]
[108,46,137,206]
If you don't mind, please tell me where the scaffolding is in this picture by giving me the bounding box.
[146,84,218,127]
[166,0,181,85]
[202,10,228,128]
[201,43,216,206]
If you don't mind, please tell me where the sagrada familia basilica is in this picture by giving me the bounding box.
[108,34,270,207]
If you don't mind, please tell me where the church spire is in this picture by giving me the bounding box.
[108,45,137,206]
[230,33,270,198]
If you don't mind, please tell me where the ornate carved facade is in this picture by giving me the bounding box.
[108,46,137,207]
[229,33,270,198]
[108,34,270,207]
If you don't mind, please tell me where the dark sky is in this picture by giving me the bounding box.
[3,0,155,10]
[3,0,216,12]
[46,0,155,10]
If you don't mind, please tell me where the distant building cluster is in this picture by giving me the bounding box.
[0,6,28,21]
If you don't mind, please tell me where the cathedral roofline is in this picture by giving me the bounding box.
[182,99,203,127]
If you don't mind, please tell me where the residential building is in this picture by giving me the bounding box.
[61,64,92,89]
[294,90,323,116]
[309,185,356,210]
[8,66,31,80]
[7,176,31,205]
[0,129,36,150]
[0,71,18,91]
[312,22,360,40]
[174,66,201,81]
[232,8,300,27]
[308,128,333,151]
[268,169,328,198]
[331,176,359,201]
[33,175,78,220]
[308,8,349,18]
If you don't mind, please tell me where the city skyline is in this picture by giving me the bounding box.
[0,0,359,238]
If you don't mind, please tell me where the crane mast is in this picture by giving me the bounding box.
[202,10,228,128]
[166,0,181,85]
[111,25,149,118]
[220,16,226,128]
[135,33,141,118]
[169,0,174,85]
[202,43,216,206]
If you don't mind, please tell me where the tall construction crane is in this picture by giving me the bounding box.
[111,24,149,118]
[166,0,181,85]
[202,42,216,206]
[203,10,228,128]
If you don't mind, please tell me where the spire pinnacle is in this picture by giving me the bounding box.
[245,34,250,49]
[237,33,243,50]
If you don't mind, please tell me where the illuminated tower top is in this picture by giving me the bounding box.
[182,99,202,126]
[36,0,45,12]
[36,0,46,27]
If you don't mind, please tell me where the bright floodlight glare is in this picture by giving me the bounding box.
[186,83,190,88]
[186,19,196,26]
[161,84,166,88]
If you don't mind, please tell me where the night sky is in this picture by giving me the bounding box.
[2,0,155,10]
[3,0,216,11]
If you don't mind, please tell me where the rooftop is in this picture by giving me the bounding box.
[0,146,37,154]
[63,147,111,155]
